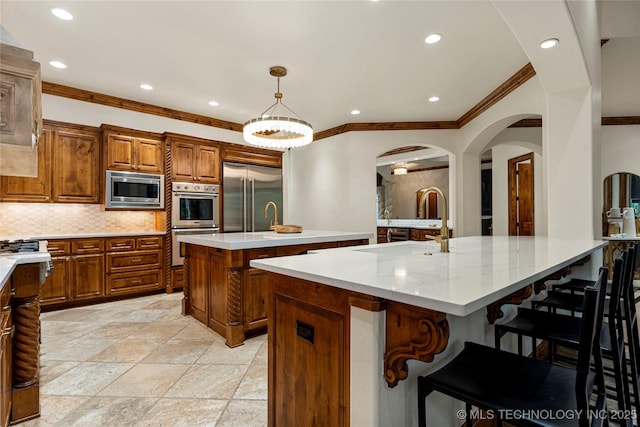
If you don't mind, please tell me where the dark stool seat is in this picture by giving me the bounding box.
[417,268,609,427]
[421,341,596,427]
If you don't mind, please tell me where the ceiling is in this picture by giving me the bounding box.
[1,1,638,136]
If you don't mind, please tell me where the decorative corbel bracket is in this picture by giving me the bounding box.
[383,301,449,388]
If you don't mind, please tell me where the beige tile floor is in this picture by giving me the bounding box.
[23,292,267,427]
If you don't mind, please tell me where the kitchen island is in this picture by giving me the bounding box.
[177,230,371,347]
[250,236,607,427]
[0,251,51,425]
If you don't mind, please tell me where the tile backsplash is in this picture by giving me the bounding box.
[0,203,161,237]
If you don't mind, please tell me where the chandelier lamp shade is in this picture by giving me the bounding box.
[243,66,313,149]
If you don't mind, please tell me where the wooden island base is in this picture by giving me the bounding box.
[181,238,369,347]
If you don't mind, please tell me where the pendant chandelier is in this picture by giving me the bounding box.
[243,66,313,149]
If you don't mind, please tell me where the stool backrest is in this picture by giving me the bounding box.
[575,267,608,426]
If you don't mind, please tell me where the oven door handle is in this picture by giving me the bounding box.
[172,192,219,197]
[172,228,219,234]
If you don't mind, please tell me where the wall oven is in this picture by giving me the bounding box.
[106,170,164,209]
[171,182,220,266]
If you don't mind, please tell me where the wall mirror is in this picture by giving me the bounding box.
[376,146,450,220]
[603,172,640,214]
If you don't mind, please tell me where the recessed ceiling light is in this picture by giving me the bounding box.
[208,100,220,107]
[428,96,440,102]
[49,60,67,69]
[540,38,559,49]
[351,110,361,115]
[425,33,442,44]
[51,8,73,20]
[140,84,153,91]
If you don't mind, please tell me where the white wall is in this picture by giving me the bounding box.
[601,125,640,180]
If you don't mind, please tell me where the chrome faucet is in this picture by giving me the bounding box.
[417,187,449,252]
[383,209,391,225]
[264,201,279,230]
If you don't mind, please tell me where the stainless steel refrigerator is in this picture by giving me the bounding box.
[222,162,283,232]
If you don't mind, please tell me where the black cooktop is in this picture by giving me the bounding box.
[0,239,40,254]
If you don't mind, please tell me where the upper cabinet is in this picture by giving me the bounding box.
[0,121,101,203]
[222,145,283,168]
[103,126,164,174]
[168,135,220,183]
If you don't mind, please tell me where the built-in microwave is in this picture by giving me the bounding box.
[105,170,164,209]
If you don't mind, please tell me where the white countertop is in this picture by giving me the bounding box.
[604,235,639,241]
[250,236,607,317]
[0,231,166,240]
[0,252,52,291]
[178,230,373,250]
[376,219,450,229]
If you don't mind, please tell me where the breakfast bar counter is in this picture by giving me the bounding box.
[177,230,372,347]
[250,236,607,427]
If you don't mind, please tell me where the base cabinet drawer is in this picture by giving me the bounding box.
[107,270,163,295]
[107,250,161,272]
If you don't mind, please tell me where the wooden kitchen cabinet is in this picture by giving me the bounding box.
[52,127,101,203]
[1,121,101,204]
[103,126,164,174]
[106,236,163,296]
[70,239,105,300]
[0,283,12,427]
[169,135,220,183]
[40,240,72,305]
[0,129,52,202]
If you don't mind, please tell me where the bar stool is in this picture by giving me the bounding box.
[417,267,609,427]
[621,244,640,418]
[495,254,631,424]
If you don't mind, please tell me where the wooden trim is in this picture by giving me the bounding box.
[602,116,640,126]
[42,118,100,133]
[43,81,243,132]
[408,164,449,173]
[100,123,163,139]
[348,295,386,312]
[314,121,458,141]
[509,118,542,128]
[457,63,537,128]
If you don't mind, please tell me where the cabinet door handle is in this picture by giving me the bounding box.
[131,279,142,284]
[131,258,142,263]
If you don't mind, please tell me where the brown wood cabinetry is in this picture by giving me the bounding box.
[0,129,52,202]
[169,135,220,183]
[103,126,164,173]
[377,227,453,243]
[183,239,368,347]
[106,236,163,296]
[222,145,283,168]
[377,227,389,243]
[42,235,164,310]
[0,121,101,203]
[0,283,12,427]
[40,240,71,305]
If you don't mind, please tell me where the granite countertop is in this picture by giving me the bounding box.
[0,252,52,291]
[177,230,373,250]
[250,236,607,317]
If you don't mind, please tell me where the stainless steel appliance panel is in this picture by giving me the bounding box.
[106,170,164,209]
[171,182,219,228]
[222,162,282,232]
[171,227,218,266]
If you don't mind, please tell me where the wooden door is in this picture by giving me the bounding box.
[508,153,534,236]
[72,254,104,300]
[0,292,11,427]
[273,296,345,426]
[105,134,135,171]
[196,145,220,183]
[171,141,197,181]
[244,269,269,331]
[0,129,52,202]
[40,257,72,305]
[186,246,208,324]
[52,129,100,203]
[135,138,163,173]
